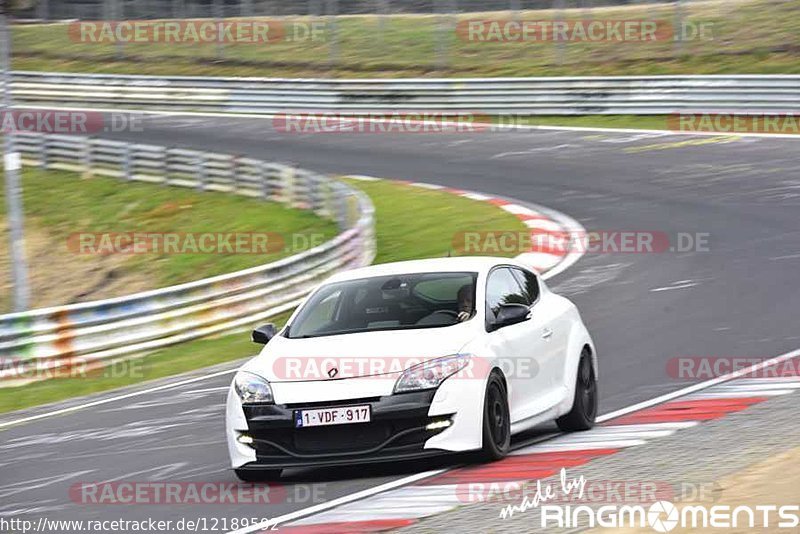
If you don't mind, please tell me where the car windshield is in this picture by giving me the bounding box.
[286,271,478,339]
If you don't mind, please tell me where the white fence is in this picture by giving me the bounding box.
[0,133,376,386]
[11,71,800,115]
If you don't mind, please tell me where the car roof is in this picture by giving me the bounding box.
[326,256,527,283]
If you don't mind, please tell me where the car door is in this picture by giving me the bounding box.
[484,267,552,424]
[510,266,568,395]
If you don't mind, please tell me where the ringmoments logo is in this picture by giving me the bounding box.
[539,501,800,531]
[499,469,800,531]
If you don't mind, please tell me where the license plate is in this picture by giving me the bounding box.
[294,405,371,428]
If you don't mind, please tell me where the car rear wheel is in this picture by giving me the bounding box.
[556,349,597,432]
[476,372,511,462]
[234,468,282,482]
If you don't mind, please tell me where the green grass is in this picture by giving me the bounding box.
[346,178,527,263]
[12,0,800,77]
[0,177,528,414]
[511,115,676,131]
[0,167,338,311]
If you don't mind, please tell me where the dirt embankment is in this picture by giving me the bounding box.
[0,221,154,313]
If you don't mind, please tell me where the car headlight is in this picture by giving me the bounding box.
[394,354,471,394]
[233,371,274,404]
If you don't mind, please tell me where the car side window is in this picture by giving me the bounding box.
[510,267,540,306]
[485,267,528,325]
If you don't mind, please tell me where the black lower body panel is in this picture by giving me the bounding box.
[237,390,455,470]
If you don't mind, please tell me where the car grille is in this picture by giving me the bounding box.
[292,423,392,453]
[251,416,433,458]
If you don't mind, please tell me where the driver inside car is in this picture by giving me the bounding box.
[456,284,474,322]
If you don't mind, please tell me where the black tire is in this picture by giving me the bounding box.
[234,468,282,482]
[475,372,511,462]
[556,349,597,432]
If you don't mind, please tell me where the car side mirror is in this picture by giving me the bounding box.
[252,323,277,344]
[490,303,531,331]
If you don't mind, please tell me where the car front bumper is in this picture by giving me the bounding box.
[229,389,454,470]
[226,367,490,470]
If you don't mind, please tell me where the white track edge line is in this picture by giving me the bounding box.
[0,368,237,430]
[227,469,448,534]
[16,104,800,141]
[597,347,800,423]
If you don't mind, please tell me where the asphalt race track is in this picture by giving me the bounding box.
[2,117,798,530]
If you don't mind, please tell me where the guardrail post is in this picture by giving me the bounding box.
[112,0,125,60]
[306,172,317,213]
[323,179,334,220]
[374,0,386,51]
[123,143,133,180]
[305,171,315,210]
[40,135,49,169]
[283,163,296,207]
[674,0,685,55]
[260,160,270,200]
[300,171,314,211]
[197,153,208,191]
[296,169,308,209]
[310,172,323,214]
[231,154,242,194]
[214,0,225,59]
[336,187,349,230]
[554,0,565,65]
[165,146,175,186]
[434,2,445,71]
[326,0,339,71]
[160,146,169,185]
[82,137,93,178]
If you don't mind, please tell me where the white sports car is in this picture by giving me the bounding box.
[226,257,597,481]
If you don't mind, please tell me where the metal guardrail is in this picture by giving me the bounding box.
[21,0,662,20]
[0,132,376,386]
[10,71,800,115]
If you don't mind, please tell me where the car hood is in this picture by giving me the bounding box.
[241,325,475,383]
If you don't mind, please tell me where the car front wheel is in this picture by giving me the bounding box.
[476,372,511,461]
